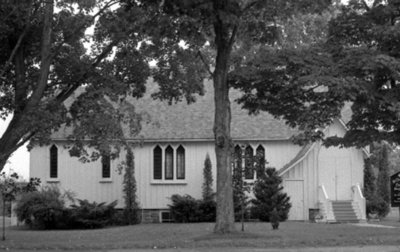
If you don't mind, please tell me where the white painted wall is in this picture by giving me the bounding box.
[281,120,365,220]
[30,139,301,210]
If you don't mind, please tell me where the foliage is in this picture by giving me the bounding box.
[366,195,390,219]
[15,186,66,229]
[0,172,40,240]
[169,194,201,223]
[125,0,334,232]
[363,158,376,201]
[198,200,217,222]
[231,147,251,221]
[376,143,390,204]
[252,168,291,223]
[68,199,118,229]
[0,0,152,172]
[122,147,139,225]
[15,186,117,229]
[202,153,214,202]
[364,142,391,218]
[168,194,216,223]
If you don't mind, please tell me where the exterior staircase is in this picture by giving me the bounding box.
[331,200,360,223]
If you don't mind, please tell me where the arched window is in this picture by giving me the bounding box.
[153,145,162,180]
[244,146,254,180]
[233,145,242,171]
[50,145,58,178]
[176,145,185,179]
[256,145,265,177]
[165,146,174,180]
[102,154,111,178]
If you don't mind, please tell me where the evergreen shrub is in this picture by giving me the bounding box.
[15,186,117,229]
[169,194,216,222]
[15,186,66,229]
[252,168,291,223]
[198,199,216,222]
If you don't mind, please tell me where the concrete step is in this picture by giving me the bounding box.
[331,200,360,223]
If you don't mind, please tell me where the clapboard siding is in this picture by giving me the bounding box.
[281,120,365,220]
[30,144,125,207]
[29,119,364,222]
[30,139,301,210]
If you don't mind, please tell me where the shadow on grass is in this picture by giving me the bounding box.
[193,230,277,241]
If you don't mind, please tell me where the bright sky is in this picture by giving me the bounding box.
[0,117,29,181]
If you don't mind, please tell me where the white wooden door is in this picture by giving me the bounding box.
[335,158,352,200]
[319,156,337,200]
[284,180,304,220]
[319,155,352,201]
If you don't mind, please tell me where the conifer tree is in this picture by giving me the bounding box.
[377,144,390,206]
[202,153,214,202]
[232,146,250,221]
[252,168,291,229]
[363,158,376,201]
[123,147,139,224]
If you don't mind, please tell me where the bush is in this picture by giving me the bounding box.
[15,186,66,229]
[252,168,291,223]
[15,186,118,229]
[67,199,118,229]
[366,195,390,218]
[198,199,216,222]
[169,194,216,222]
[169,194,200,222]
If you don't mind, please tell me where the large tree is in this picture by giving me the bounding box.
[122,0,333,233]
[233,0,400,148]
[0,1,152,168]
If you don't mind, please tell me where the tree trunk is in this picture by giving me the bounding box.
[213,10,235,232]
[0,1,54,174]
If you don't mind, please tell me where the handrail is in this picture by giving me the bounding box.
[319,184,329,201]
[352,183,366,220]
[318,184,334,222]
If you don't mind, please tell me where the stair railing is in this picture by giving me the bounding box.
[318,185,335,222]
[351,183,366,221]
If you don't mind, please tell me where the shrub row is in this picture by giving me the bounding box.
[15,187,119,229]
[169,194,216,222]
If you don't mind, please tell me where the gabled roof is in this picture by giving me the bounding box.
[128,80,300,141]
[278,142,315,175]
[51,80,307,141]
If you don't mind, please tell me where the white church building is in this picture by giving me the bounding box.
[29,81,367,223]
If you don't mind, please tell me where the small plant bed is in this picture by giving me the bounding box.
[1,222,400,250]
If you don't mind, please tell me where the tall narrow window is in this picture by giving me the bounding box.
[102,155,111,178]
[50,145,58,178]
[165,146,174,180]
[233,145,242,174]
[153,146,162,179]
[176,145,185,179]
[256,145,265,177]
[244,146,254,179]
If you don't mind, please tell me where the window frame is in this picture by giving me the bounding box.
[151,144,187,184]
[101,154,112,181]
[164,146,174,180]
[49,145,58,181]
[176,145,185,180]
[233,144,265,182]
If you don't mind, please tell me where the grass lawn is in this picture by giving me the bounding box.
[1,220,400,251]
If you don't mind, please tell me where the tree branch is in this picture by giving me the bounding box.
[0,1,36,80]
[361,0,371,11]
[0,131,34,163]
[197,50,213,76]
[241,0,259,13]
[52,0,119,55]
[228,25,238,49]
[55,40,119,104]
[24,0,54,111]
